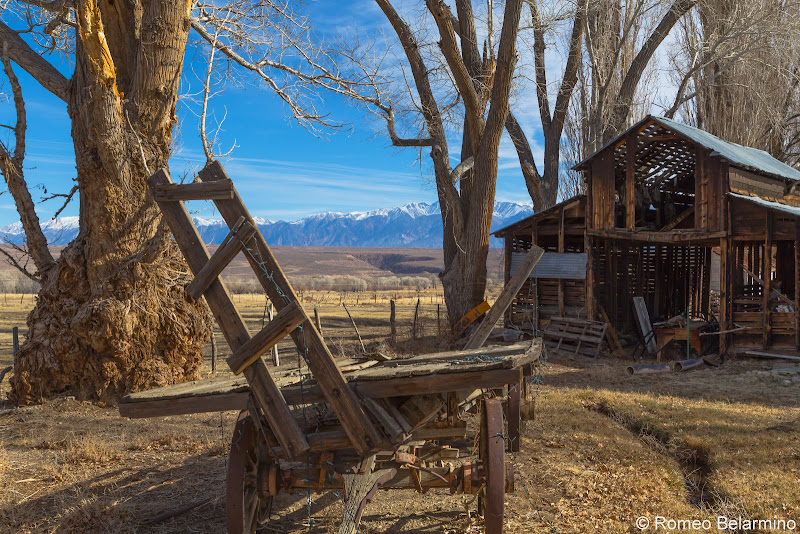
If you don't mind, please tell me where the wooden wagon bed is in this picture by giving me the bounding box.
[119,341,540,420]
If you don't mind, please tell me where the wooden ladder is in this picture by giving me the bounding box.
[148,161,383,459]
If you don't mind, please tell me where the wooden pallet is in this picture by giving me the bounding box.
[149,161,382,458]
[541,317,607,358]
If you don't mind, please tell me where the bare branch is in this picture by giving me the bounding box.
[385,108,433,147]
[0,20,68,101]
[450,156,474,185]
[0,244,40,283]
[0,46,55,274]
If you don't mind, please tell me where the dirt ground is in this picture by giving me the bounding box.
[1,290,799,533]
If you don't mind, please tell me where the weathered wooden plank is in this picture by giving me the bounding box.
[119,366,526,419]
[464,245,544,350]
[198,160,382,455]
[625,132,636,230]
[633,296,657,355]
[795,220,799,350]
[148,168,309,458]
[587,228,726,244]
[228,300,306,374]
[119,392,248,419]
[185,218,255,301]
[281,367,524,404]
[764,213,773,349]
[153,179,234,201]
[660,206,694,232]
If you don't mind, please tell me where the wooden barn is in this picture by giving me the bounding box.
[496,115,800,357]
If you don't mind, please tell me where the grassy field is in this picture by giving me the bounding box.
[0,289,799,533]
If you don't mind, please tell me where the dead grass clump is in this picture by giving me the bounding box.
[65,434,118,465]
[0,443,7,479]
[55,498,134,534]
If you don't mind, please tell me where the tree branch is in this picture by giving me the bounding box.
[0,48,55,274]
[425,0,481,126]
[450,157,474,185]
[0,244,40,283]
[607,0,696,139]
[0,21,68,101]
[385,108,434,147]
[481,0,523,147]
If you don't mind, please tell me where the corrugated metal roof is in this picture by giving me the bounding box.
[511,252,587,280]
[729,192,800,217]
[653,116,800,182]
[574,115,800,183]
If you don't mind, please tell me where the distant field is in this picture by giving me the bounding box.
[0,245,504,293]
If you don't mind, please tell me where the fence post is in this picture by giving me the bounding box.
[412,298,420,341]
[437,304,441,338]
[390,300,397,347]
[12,326,19,365]
[210,330,217,374]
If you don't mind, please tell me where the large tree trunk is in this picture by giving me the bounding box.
[10,0,211,404]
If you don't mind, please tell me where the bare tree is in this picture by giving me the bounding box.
[666,0,800,166]
[504,0,588,210]
[0,1,382,403]
[363,0,523,325]
[560,0,695,163]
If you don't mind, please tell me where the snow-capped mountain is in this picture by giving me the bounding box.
[0,201,533,248]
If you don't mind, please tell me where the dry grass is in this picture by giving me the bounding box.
[1,290,799,532]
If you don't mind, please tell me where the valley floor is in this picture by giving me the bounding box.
[0,292,798,533]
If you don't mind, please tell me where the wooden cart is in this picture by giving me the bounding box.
[118,162,542,533]
[120,342,541,533]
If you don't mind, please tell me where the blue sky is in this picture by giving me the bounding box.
[0,1,547,227]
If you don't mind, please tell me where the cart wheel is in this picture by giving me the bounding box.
[227,411,273,534]
[479,398,505,534]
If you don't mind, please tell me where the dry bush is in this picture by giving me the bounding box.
[55,497,134,534]
[65,434,119,465]
[0,443,7,479]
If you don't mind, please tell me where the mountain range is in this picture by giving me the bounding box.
[0,201,533,248]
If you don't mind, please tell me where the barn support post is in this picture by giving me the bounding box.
[763,213,773,349]
[504,238,512,327]
[558,206,565,317]
[719,237,730,357]
[585,236,595,321]
[625,132,636,230]
[795,219,800,350]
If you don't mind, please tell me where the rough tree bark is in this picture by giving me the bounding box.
[2,1,211,403]
[374,0,523,325]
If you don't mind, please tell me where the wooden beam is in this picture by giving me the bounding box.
[119,392,248,419]
[558,207,565,316]
[795,219,799,350]
[719,237,729,355]
[464,246,544,349]
[597,304,623,354]
[659,206,694,232]
[185,218,255,301]
[198,161,382,455]
[228,301,306,374]
[587,228,726,244]
[153,179,234,201]
[625,133,636,230]
[148,168,309,458]
[763,212,773,349]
